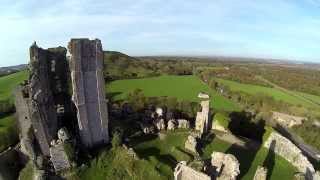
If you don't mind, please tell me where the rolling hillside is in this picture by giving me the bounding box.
[107,75,240,112]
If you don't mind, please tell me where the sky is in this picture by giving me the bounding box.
[0,0,320,67]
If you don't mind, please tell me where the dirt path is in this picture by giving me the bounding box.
[256,76,320,108]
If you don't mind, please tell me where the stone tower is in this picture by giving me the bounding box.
[195,100,211,134]
[68,38,109,148]
[27,43,68,156]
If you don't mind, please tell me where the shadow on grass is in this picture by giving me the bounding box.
[106,92,122,101]
[263,140,276,179]
[198,133,216,156]
[225,142,260,179]
[135,147,177,169]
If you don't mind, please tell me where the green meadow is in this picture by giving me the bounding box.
[130,129,297,180]
[0,70,28,152]
[0,115,18,152]
[216,78,320,109]
[0,70,28,101]
[107,75,240,112]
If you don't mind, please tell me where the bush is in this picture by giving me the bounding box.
[111,129,123,149]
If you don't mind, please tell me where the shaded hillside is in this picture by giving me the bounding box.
[0,64,27,77]
[103,51,193,80]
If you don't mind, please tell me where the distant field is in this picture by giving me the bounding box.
[107,75,240,112]
[216,78,320,109]
[294,91,320,105]
[0,70,28,101]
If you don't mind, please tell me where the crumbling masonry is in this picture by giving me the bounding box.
[14,39,110,174]
[69,39,109,148]
[195,100,210,135]
[28,44,69,156]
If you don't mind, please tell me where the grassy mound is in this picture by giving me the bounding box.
[107,75,240,112]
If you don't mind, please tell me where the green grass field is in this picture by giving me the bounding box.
[0,70,28,152]
[107,75,240,112]
[216,78,320,109]
[0,115,19,152]
[129,129,297,180]
[0,70,28,101]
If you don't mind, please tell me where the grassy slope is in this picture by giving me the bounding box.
[107,75,240,112]
[216,78,319,108]
[295,91,320,105]
[0,70,28,101]
[0,115,18,152]
[0,70,28,152]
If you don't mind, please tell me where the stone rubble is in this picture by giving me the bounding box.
[272,111,306,128]
[177,119,190,129]
[211,151,240,180]
[185,134,198,153]
[50,128,72,172]
[253,166,267,180]
[168,119,177,130]
[155,118,166,131]
[174,161,211,180]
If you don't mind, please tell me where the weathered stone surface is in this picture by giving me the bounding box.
[69,38,109,148]
[264,132,315,174]
[272,112,306,128]
[14,85,36,160]
[211,120,228,132]
[195,100,210,135]
[50,143,71,172]
[253,166,267,180]
[168,119,177,130]
[155,118,166,131]
[141,124,155,134]
[198,92,209,99]
[156,107,164,117]
[177,119,190,129]
[58,127,70,143]
[211,151,240,180]
[185,135,198,153]
[28,43,69,156]
[33,169,46,180]
[174,161,211,180]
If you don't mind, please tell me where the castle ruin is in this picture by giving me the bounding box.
[195,100,210,135]
[69,39,109,148]
[14,38,110,175]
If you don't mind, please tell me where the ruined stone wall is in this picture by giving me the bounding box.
[253,166,267,180]
[28,43,64,156]
[69,39,109,148]
[174,162,211,180]
[264,132,315,174]
[195,100,210,134]
[14,85,35,160]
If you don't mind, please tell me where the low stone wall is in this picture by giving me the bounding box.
[264,132,314,174]
[253,166,267,180]
[174,161,210,180]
